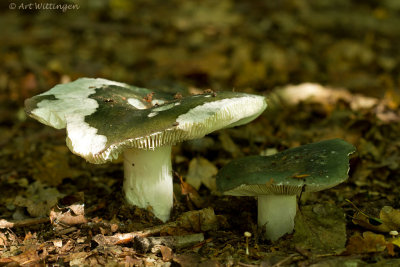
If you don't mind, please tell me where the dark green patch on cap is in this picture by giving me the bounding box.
[217,139,356,196]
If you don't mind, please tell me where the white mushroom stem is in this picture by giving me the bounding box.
[258,195,297,241]
[123,146,173,222]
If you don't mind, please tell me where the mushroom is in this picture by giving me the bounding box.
[25,78,267,222]
[216,138,355,241]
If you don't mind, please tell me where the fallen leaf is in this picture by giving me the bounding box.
[1,237,41,266]
[346,232,392,254]
[352,205,400,233]
[177,207,221,232]
[293,204,346,254]
[0,232,8,247]
[179,175,205,209]
[123,256,143,266]
[32,146,85,186]
[53,239,63,248]
[186,157,218,191]
[218,131,242,157]
[352,211,388,232]
[13,181,64,217]
[50,193,87,229]
[390,236,400,248]
[160,245,173,261]
[380,206,400,230]
[172,253,202,267]
[65,252,91,266]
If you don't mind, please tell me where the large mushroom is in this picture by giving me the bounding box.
[216,139,355,241]
[25,78,267,222]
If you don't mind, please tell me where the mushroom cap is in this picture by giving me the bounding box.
[216,139,356,196]
[25,78,267,164]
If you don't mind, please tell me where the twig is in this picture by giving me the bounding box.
[0,217,50,229]
[237,262,259,267]
[133,233,205,253]
[0,201,106,229]
[93,221,179,245]
[271,254,299,267]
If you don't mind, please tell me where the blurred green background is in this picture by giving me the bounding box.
[1,0,400,110]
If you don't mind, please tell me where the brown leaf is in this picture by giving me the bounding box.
[380,206,400,230]
[160,245,173,261]
[352,211,390,233]
[65,252,91,265]
[3,247,41,266]
[0,232,8,247]
[32,147,85,186]
[176,207,220,232]
[179,174,205,209]
[352,206,400,233]
[13,181,64,217]
[173,253,202,267]
[346,232,389,254]
[293,204,347,254]
[123,256,143,266]
[50,193,88,229]
[186,157,217,191]
[218,132,242,157]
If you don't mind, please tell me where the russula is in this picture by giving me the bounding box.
[25,78,267,222]
[216,139,355,241]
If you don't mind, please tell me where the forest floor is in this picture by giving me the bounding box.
[1,0,400,266]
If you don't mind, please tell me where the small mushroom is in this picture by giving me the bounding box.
[25,78,267,222]
[244,231,251,255]
[216,139,355,241]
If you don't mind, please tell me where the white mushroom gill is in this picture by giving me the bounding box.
[258,195,297,241]
[176,96,266,139]
[123,146,173,222]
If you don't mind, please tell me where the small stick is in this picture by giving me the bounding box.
[134,233,205,253]
[95,221,178,245]
[271,254,299,267]
[0,201,106,229]
[0,217,50,229]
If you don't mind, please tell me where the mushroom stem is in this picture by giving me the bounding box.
[123,146,173,222]
[258,195,297,241]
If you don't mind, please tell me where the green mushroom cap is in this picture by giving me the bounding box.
[217,139,356,196]
[25,78,267,164]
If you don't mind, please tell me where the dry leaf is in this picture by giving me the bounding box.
[180,176,205,209]
[176,207,220,232]
[160,245,173,261]
[293,204,347,254]
[352,206,400,233]
[50,193,87,229]
[352,211,390,233]
[390,236,400,248]
[13,181,64,217]
[218,132,242,157]
[346,231,391,254]
[380,206,400,230]
[32,147,85,186]
[186,157,218,191]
